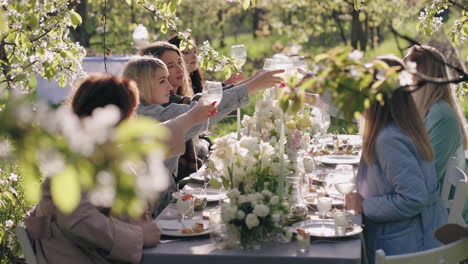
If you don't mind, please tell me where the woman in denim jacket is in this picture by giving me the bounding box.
[347,55,447,263]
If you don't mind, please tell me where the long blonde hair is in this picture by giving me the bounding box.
[122,56,167,105]
[139,41,193,97]
[404,45,467,149]
[362,56,434,164]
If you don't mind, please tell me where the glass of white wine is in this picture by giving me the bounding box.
[230,45,247,139]
[201,81,223,134]
[317,196,333,235]
[230,44,247,72]
[334,164,356,214]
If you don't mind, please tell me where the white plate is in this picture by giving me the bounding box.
[314,155,360,165]
[205,189,227,202]
[304,193,343,206]
[158,219,211,237]
[321,135,362,148]
[291,220,362,238]
[189,171,206,182]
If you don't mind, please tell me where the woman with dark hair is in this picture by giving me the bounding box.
[166,32,243,94]
[346,56,447,263]
[25,73,215,264]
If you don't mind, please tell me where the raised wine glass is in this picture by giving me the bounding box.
[230,45,247,72]
[201,81,223,134]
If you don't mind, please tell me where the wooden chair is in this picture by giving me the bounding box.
[441,157,467,214]
[15,225,37,264]
[375,238,468,264]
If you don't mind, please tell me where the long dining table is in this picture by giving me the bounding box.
[142,185,362,263]
[142,135,363,264]
[142,204,362,264]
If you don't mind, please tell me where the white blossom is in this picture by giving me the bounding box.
[8,173,18,182]
[5,220,14,228]
[348,50,363,61]
[399,70,414,86]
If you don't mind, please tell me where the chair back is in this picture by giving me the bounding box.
[441,157,467,209]
[448,175,468,225]
[15,225,37,264]
[375,238,468,264]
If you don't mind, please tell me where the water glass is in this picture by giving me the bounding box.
[296,232,310,253]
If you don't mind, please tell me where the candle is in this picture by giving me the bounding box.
[237,108,241,140]
[278,112,285,197]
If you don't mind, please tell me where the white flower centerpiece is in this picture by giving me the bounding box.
[209,90,319,249]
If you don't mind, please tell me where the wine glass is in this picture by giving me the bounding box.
[230,45,247,72]
[317,197,333,234]
[201,81,223,134]
[176,194,194,227]
[334,165,356,214]
[231,45,246,139]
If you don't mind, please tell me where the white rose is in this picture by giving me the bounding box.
[253,204,270,217]
[238,195,248,204]
[237,210,246,220]
[262,190,272,197]
[270,195,279,205]
[247,194,257,204]
[255,192,264,201]
[245,213,259,229]
[272,213,281,225]
[222,205,238,222]
[227,188,241,200]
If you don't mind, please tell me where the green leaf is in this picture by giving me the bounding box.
[243,0,250,9]
[125,0,133,5]
[58,75,67,87]
[169,0,178,14]
[51,166,81,214]
[0,9,7,35]
[70,11,82,28]
[4,191,17,206]
[160,23,168,34]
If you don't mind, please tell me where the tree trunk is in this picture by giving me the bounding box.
[70,0,90,47]
[359,14,368,51]
[252,7,260,39]
[217,9,225,48]
[350,9,367,51]
[332,11,347,45]
[350,9,360,50]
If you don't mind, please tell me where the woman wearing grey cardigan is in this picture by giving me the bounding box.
[123,56,283,216]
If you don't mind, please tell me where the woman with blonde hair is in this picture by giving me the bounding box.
[123,56,283,215]
[347,56,447,263]
[403,45,467,185]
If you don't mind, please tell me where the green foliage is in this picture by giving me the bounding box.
[417,0,467,46]
[0,165,33,264]
[0,0,85,92]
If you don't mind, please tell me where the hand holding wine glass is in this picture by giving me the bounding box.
[201,81,223,134]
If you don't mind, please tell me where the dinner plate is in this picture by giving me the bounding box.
[189,171,206,182]
[291,220,362,238]
[304,193,343,206]
[320,135,362,148]
[314,155,360,165]
[205,188,227,202]
[158,219,211,237]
